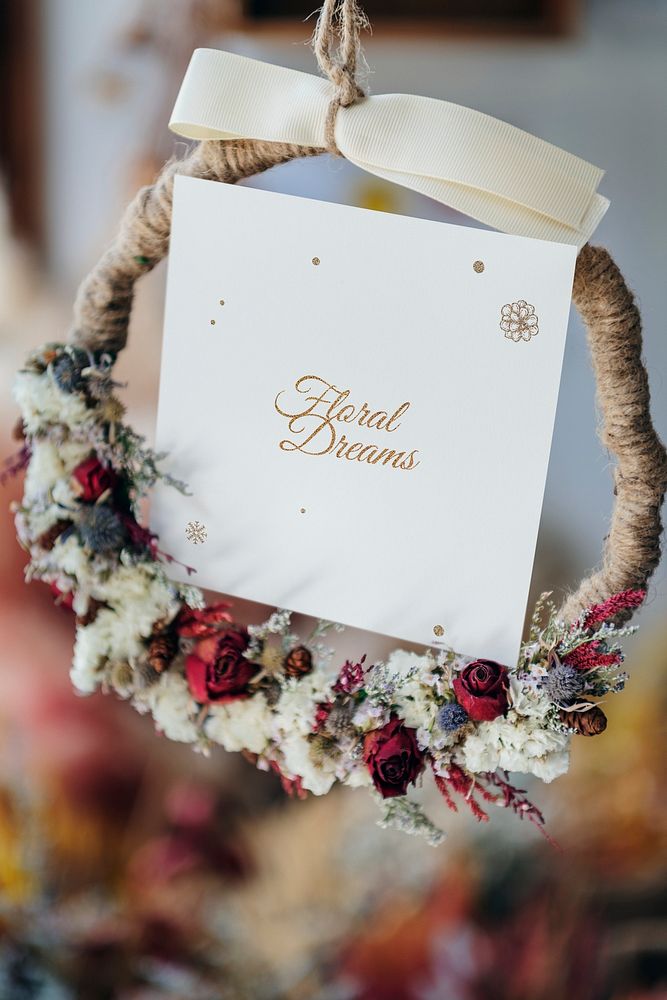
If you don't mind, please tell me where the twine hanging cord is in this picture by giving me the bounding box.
[69,0,667,626]
[312,0,369,155]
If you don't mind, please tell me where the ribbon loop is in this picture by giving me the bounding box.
[169,48,608,248]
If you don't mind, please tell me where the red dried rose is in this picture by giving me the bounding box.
[452,659,509,722]
[185,627,257,703]
[71,455,118,502]
[363,716,424,799]
[177,602,232,639]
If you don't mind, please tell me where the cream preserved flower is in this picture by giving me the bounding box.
[206,696,273,754]
[145,672,198,744]
[14,371,90,434]
[459,712,570,783]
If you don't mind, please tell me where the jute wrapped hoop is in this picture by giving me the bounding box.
[70,0,666,628]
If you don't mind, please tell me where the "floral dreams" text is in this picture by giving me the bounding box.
[274,375,420,471]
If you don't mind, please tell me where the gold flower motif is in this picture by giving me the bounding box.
[500,300,539,342]
[185,520,207,544]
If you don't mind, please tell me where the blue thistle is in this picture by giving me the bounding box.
[544,661,582,703]
[52,349,88,393]
[78,505,126,553]
[437,702,468,732]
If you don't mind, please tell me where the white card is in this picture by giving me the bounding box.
[151,175,576,664]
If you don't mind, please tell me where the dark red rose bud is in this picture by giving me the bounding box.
[71,455,118,502]
[185,627,258,703]
[363,716,424,799]
[452,659,509,722]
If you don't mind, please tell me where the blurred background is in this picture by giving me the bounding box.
[1,0,666,997]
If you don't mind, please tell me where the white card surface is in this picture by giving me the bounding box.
[152,175,576,664]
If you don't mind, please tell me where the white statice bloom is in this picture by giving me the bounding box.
[14,371,89,435]
[416,723,449,753]
[458,711,570,783]
[430,752,453,779]
[268,674,339,794]
[23,503,66,542]
[69,566,180,693]
[205,696,273,755]
[24,440,64,499]
[23,439,88,539]
[373,649,442,745]
[54,535,94,584]
[341,762,373,789]
[143,671,198,744]
[50,477,79,510]
[352,701,390,732]
[280,731,337,795]
[273,674,332,739]
[387,650,440,732]
[70,607,145,693]
[71,621,109,693]
[95,564,179,624]
[508,674,553,721]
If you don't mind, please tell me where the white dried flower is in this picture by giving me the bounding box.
[458,712,570,783]
[14,371,89,435]
[143,671,198,744]
[205,696,273,754]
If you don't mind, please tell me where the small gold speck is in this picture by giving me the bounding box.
[473,260,485,273]
[312,257,320,266]
[210,319,216,325]
[433,624,445,637]
[299,507,306,514]
[219,299,225,306]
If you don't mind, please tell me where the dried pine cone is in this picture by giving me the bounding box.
[559,701,607,736]
[284,645,313,678]
[147,628,179,672]
[36,519,71,551]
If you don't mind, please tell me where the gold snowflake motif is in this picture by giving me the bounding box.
[185,520,207,545]
[500,300,539,342]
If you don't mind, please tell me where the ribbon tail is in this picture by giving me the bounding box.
[345,158,609,249]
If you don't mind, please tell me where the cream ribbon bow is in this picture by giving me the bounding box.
[169,48,608,248]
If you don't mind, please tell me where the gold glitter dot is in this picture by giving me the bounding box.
[210,319,216,325]
[312,257,320,266]
[433,624,445,637]
[473,260,485,273]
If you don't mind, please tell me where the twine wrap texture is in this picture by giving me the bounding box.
[70,0,666,628]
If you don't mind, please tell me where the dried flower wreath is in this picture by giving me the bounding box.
[6,0,666,844]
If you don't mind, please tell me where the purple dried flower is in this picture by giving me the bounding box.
[77,505,126,553]
[544,661,583,704]
[437,702,468,732]
[334,655,367,694]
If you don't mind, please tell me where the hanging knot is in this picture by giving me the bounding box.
[312,0,369,156]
